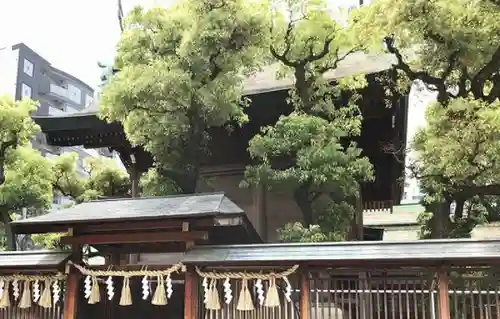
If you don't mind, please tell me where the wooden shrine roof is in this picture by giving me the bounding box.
[34,52,394,122]
[12,193,245,233]
[181,239,500,266]
[0,250,70,270]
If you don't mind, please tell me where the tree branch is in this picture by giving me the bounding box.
[487,73,500,103]
[117,0,124,33]
[270,14,303,67]
[383,36,450,104]
[471,46,500,100]
[316,46,363,74]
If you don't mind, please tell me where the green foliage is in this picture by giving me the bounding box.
[140,168,180,196]
[354,0,499,238]
[0,147,53,211]
[100,0,271,193]
[417,202,488,240]
[84,157,130,197]
[0,96,52,250]
[412,98,500,201]
[0,96,40,185]
[279,222,331,242]
[31,233,64,250]
[52,153,85,200]
[353,0,499,104]
[244,0,373,242]
[411,97,500,237]
[52,153,130,202]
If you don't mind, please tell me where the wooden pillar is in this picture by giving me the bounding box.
[64,244,82,319]
[437,267,450,319]
[299,267,310,319]
[184,265,198,319]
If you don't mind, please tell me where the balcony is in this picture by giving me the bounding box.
[46,83,82,105]
[47,105,66,116]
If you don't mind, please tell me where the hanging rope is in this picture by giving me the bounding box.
[0,274,64,309]
[68,261,183,306]
[0,274,66,282]
[194,265,299,280]
[67,261,184,277]
[196,265,299,310]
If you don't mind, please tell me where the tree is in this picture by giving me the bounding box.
[354,0,500,238]
[52,153,130,202]
[0,96,40,186]
[100,0,271,194]
[243,0,373,242]
[0,96,51,250]
[0,147,53,250]
[412,98,500,238]
[28,154,130,250]
[354,0,499,106]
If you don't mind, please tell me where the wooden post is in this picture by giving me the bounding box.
[184,265,198,319]
[64,243,82,319]
[299,267,310,319]
[438,267,450,319]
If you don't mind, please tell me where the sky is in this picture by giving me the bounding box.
[0,0,174,88]
[0,0,359,90]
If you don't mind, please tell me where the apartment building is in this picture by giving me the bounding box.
[0,43,113,204]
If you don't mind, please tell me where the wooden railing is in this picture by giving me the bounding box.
[363,201,394,213]
[0,303,63,319]
[195,266,500,319]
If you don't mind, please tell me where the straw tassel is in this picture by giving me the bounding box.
[151,276,167,306]
[264,277,280,308]
[38,280,52,308]
[236,279,254,311]
[0,281,10,308]
[206,279,220,310]
[88,276,100,304]
[18,281,32,308]
[119,277,132,306]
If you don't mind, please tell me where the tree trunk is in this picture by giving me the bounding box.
[294,186,314,227]
[1,212,16,251]
[430,202,451,239]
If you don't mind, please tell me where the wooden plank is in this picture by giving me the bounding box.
[95,242,186,254]
[184,265,197,319]
[63,244,81,319]
[438,267,451,319]
[79,218,215,233]
[299,267,310,319]
[60,230,208,245]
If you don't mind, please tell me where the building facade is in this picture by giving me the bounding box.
[0,42,113,206]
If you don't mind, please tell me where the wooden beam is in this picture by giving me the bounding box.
[184,265,198,319]
[94,242,186,254]
[63,244,81,319]
[79,218,215,233]
[438,267,451,319]
[299,267,310,319]
[60,230,208,245]
[183,222,195,250]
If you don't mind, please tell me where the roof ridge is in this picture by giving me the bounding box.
[87,192,227,203]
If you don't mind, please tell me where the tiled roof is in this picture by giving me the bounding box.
[33,52,395,119]
[243,52,395,95]
[12,192,243,226]
[0,251,70,269]
[182,239,500,264]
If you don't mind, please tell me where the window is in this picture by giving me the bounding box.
[85,94,93,108]
[23,58,34,77]
[67,84,82,104]
[21,83,32,98]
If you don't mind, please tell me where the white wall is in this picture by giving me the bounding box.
[401,81,438,204]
